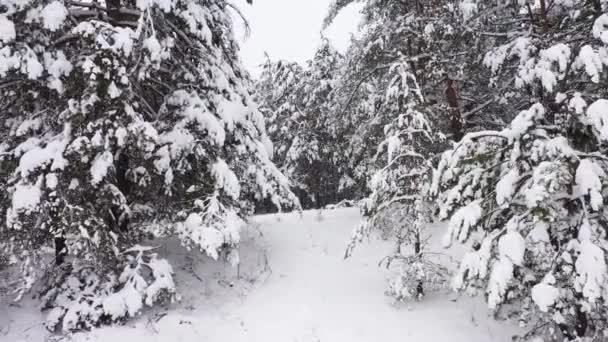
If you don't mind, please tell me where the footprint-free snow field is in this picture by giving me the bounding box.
[1,208,519,342]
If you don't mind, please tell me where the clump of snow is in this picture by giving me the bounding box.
[0,14,16,43]
[15,118,41,137]
[586,99,608,141]
[574,159,604,211]
[531,274,559,312]
[592,14,608,44]
[486,221,525,309]
[496,168,519,207]
[114,28,136,56]
[423,23,435,38]
[167,90,226,146]
[453,237,492,290]
[91,151,114,185]
[574,224,607,302]
[46,173,59,189]
[69,178,80,189]
[11,182,42,213]
[574,45,603,83]
[91,130,104,147]
[459,0,478,21]
[44,50,73,92]
[498,229,525,266]
[555,92,567,104]
[261,134,274,157]
[103,283,144,320]
[386,135,401,163]
[487,257,514,309]
[108,81,122,99]
[442,200,483,247]
[24,50,44,80]
[502,104,545,142]
[568,92,587,114]
[0,46,20,77]
[143,36,162,61]
[159,128,195,158]
[144,256,176,305]
[575,242,607,302]
[179,2,213,43]
[540,44,570,74]
[527,221,550,243]
[18,138,68,177]
[524,161,566,208]
[484,38,533,75]
[180,213,225,260]
[518,44,570,93]
[212,159,241,200]
[41,1,68,31]
[115,127,128,146]
[216,96,249,132]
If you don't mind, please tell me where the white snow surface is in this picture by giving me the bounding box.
[0,208,519,341]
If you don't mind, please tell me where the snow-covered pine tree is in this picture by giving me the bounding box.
[345,60,448,301]
[326,0,468,301]
[0,0,297,331]
[432,1,608,339]
[324,0,519,150]
[256,41,346,208]
[256,58,305,176]
[324,1,461,207]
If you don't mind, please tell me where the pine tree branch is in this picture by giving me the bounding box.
[338,53,432,116]
[463,98,494,119]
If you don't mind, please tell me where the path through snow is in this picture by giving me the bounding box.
[0,208,519,342]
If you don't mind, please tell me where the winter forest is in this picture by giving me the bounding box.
[1,0,608,341]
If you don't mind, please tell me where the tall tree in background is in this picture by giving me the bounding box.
[256,41,347,208]
[324,0,519,148]
[0,0,297,331]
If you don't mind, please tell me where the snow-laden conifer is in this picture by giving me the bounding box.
[0,0,297,331]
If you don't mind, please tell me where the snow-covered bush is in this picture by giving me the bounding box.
[41,246,177,332]
[0,0,297,330]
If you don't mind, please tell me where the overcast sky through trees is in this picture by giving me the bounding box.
[233,1,363,75]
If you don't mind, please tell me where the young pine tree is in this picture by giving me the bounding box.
[344,61,448,301]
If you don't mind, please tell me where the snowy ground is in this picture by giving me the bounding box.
[1,208,520,341]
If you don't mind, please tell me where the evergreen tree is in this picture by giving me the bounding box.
[256,41,347,208]
[326,0,462,299]
[346,61,448,301]
[324,0,518,150]
[0,0,297,331]
[432,1,608,339]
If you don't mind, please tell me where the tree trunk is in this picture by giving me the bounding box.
[54,236,67,265]
[414,234,424,299]
[539,0,548,32]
